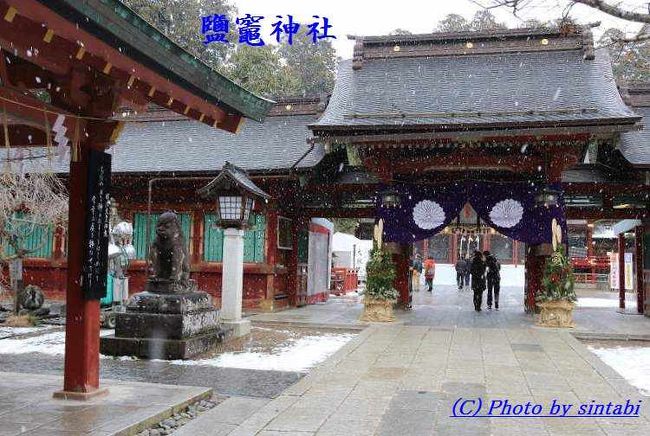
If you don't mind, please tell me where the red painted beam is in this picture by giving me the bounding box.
[566,208,647,220]
[0,86,85,137]
[0,0,239,132]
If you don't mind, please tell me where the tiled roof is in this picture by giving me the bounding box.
[619,106,650,167]
[312,30,639,133]
[619,86,650,167]
[1,99,324,175]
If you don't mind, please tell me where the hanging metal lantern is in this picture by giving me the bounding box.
[535,187,560,207]
[380,189,400,208]
[198,162,270,229]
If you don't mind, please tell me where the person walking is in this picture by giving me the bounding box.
[470,251,486,311]
[455,256,467,291]
[484,251,501,310]
[412,253,423,292]
[423,256,435,292]
[463,255,471,288]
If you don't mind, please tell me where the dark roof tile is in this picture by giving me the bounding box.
[619,106,650,167]
[313,48,638,131]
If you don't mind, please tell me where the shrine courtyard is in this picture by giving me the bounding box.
[1,285,649,435]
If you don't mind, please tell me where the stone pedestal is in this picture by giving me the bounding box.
[221,228,249,337]
[100,279,229,359]
[222,319,251,337]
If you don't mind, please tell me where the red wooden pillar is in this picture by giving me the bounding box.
[286,216,304,306]
[483,233,490,252]
[635,226,644,314]
[586,224,595,283]
[451,233,458,263]
[618,233,626,310]
[52,224,65,263]
[56,146,105,399]
[265,208,279,301]
[524,246,549,314]
[393,251,409,306]
[191,210,204,264]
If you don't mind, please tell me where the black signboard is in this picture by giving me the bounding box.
[82,149,112,300]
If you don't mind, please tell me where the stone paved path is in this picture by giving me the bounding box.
[0,372,211,435]
[200,285,650,435]
[210,324,649,435]
[251,284,650,336]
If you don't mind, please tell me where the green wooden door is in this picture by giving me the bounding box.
[133,212,191,259]
[203,213,265,263]
[1,212,54,259]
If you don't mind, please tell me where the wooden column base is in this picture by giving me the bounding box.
[53,387,109,401]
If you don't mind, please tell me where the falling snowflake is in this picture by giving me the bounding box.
[489,199,523,228]
[413,200,445,230]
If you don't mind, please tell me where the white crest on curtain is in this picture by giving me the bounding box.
[413,200,446,230]
[489,199,523,228]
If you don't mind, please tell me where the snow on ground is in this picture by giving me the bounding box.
[0,325,55,339]
[588,346,650,396]
[433,264,525,287]
[0,329,113,356]
[169,333,356,372]
[576,298,637,308]
[0,331,66,355]
[0,326,355,373]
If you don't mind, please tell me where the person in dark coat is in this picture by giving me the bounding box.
[470,251,486,312]
[484,251,501,310]
[455,257,467,291]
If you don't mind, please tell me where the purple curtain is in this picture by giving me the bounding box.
[377,182,566,245]
[467,182,566,245]
[378,183,466,243]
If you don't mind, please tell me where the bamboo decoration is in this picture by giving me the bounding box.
[373,218,384,249]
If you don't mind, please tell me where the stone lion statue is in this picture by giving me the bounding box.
[148,212,190,289]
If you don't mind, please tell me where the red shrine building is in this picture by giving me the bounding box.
[3,27,649,315]
[0,0,274,397]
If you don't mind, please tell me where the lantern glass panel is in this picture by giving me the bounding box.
[219,196,243,221]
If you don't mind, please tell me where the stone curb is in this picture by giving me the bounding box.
[113,388,213,436]
[251,320,367,332]
[571,331,650,342]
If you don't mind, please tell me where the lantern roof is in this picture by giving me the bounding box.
[197,162,271,200]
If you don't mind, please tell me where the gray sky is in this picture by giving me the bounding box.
[230,0,646,58]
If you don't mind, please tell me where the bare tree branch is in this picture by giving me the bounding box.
[572,0,650,24]
[612,32,650,43]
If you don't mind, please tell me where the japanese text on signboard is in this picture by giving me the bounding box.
[83,150,112,300]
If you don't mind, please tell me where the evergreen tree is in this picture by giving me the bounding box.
[225,45,300,98]
[279,31,337,96]
[123,0,236,70]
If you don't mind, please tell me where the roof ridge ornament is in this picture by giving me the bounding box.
[581,26,595,60]
[352,36,364,70]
